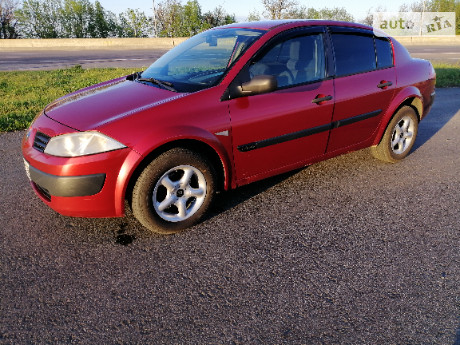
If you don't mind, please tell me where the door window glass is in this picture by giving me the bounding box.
[332,34,376,76]
[375,38,393,69]
[249,34,326,88]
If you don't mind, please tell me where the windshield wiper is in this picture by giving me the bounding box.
[137,77,177,92]
[126,71,142,81]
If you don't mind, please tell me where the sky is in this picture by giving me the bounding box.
[96,0,414,22]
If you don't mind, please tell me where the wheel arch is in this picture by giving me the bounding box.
[372,86,423,146]
[124,138,230,207]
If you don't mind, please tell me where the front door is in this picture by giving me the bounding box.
[227,31,334,183]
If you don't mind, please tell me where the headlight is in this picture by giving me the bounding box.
[44,131,126,157]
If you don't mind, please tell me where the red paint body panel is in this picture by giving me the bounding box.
[96,85,235,190]
[22,20,436,219]
[230,80,334,183]
[45,78,179,131]
[22,116,141,217]
[327,68,396,153]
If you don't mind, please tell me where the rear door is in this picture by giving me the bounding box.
[326,27,396,153]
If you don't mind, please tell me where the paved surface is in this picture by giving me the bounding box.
[0,44,459,71]
[407,44,460,64]
[0,48,168,71]
[0,89,459,343]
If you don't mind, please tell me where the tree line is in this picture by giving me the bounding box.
[1,0,458,39]
[0,0,236,38]
[248,0,354,22]
[258,0,458,33]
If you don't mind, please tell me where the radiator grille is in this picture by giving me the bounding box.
[33,132,51,153]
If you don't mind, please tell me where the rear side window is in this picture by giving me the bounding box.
[375,38,393,68]
[332,34,376,76]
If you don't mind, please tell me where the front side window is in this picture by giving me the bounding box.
[248,33,326,88]
[141,28,265,92]
[332,34,376,77]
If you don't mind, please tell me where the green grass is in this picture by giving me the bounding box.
[432,63,460,88]
[0,65,136,132]
[0,64,459,132]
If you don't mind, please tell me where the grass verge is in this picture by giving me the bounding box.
[0,65,135,132]
[432,63,460,88]
[0,64,459,132]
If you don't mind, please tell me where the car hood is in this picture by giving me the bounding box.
[44,78,186,131]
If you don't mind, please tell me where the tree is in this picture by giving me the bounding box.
[16,0,63,38]
[13,0,238,39]
[247,9,261,22]
[181,0,202,36]
[428,0,460,34]
[16,0,152,38]
[282,5,354,21]
[89,1,116,38]
[155,0,183,37]
[400,0,426,12]
[203,5,235,28]
[155,0,231,37]
[315,7,354,21]
[60,0,92,38]
[362,6,387,26]
[260,0,354,21]
[0,0,19,38]
[262,0,297,19]
[118,8,152,37]
[285,5,308,19]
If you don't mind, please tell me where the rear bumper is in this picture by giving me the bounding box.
[430,90,436,107]
[421,90,436,120]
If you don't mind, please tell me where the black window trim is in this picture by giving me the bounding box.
[374,36,395,70]
[223,25,333,100]
[327,26,395,79]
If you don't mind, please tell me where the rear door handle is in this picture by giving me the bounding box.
[312,94,333,105]
[377,81,393,89]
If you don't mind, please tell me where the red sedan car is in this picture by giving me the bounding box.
[22,20,436,234]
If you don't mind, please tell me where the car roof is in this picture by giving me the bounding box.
[220,19,375,32]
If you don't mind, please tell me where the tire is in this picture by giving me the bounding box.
[131,148,216,234]
[371,106,419,163]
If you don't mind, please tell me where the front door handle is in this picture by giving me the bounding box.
[377,81,393,89]
[312,94,333,105]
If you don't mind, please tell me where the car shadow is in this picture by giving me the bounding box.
[455,326,460,345]
[206,169,302,220]
[205,90,460,223]
[411,89,459,152]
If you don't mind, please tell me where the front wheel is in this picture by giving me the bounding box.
[371,106,419,163]
[131,148,216,234]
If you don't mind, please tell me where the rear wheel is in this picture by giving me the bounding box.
[371,106,419,163]
[131,148,216,234]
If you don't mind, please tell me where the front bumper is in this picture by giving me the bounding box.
[22,114,142,218]
[26,161,105,198]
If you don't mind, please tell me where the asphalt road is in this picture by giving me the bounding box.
[0,48,168,71]
[0,44,459,71]
[0,88,459,344]
[407,44,460,64]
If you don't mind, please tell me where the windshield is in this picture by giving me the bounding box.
[141,28,265,93]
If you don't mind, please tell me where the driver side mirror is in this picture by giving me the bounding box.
[229,75,277,99]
